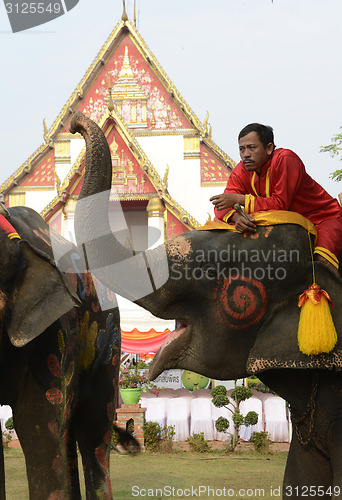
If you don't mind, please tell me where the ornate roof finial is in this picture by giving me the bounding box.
[107,72,114,114]
[163,165,169,190]
[122,0,128,21]
[203,111,209,134]
[54,166,62,194]
[43,118,50,143]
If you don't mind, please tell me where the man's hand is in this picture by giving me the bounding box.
[232,212,256,233]
[210,192,245,211]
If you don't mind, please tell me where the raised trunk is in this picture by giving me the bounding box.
[70,112,169,305]
[70,111,131,266]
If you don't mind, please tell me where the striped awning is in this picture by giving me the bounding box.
[121,328,171,354]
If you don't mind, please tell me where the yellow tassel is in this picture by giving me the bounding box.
[298,284,337,355]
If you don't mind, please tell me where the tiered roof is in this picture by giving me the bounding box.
[1,15,235,233]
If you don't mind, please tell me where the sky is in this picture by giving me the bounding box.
[1,0,342,198]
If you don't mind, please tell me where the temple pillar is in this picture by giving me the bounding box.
[131,101,137,123]
[146,196,165,249]
[141,102,147,123]
[63,198,77,243]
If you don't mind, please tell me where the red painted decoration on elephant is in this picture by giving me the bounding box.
[215,275,268,330]
[46,388,64,405]
[48,354,62,379]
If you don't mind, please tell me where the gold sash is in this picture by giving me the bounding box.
[199,210,317,240]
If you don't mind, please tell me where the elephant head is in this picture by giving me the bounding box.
[0,208,80,349]
[71,112,342,381]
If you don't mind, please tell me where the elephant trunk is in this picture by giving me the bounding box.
[70,111,112,201]
[70,112,169,307]
[71,112,132,267]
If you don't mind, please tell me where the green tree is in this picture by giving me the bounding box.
[320,128,342,181]
[211,385,258,452]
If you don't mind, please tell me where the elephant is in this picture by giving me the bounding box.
[0,204,121,499]
[71,111,342,499]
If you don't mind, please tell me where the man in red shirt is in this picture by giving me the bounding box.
[210,123,342,274]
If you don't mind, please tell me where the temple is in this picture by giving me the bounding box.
[0,12,235,357]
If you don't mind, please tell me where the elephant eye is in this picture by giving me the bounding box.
[203,263,217,278]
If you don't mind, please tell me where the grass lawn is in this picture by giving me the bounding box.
[3,444,288,499]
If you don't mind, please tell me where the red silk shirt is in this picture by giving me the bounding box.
[215,148,342,267]
[215,148,341,225]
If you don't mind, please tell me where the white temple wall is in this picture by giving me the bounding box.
[198,185,227,223]
[25,189,57,215]
[136,135,204,221]
[70,136,85,165]
[55,164,71,186]
[62,216,76,244]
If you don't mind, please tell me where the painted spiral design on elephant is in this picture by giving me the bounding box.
[216,275,267,329]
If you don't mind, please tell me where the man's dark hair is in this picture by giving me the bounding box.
[238,123,275,149]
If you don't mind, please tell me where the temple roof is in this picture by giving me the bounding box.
[0,17,234,196]
[0,16,235,235]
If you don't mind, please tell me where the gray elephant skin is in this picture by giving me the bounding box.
[0,205,120,499]
[71,111,342,499]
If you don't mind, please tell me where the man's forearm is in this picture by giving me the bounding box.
[231,194,246,206]
[210,192,246,211]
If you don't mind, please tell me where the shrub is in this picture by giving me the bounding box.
[143,421,160,451]
[186,432,211,453]
[211,393,229,407]
[159,425,175,453]
[111,426,120,447]
[232,412,244,427]
[2,417,14,451]
[250,431,271,453]
[2,432,11,450]
[211,384,259,452]
[5,417,14,430]
[231,386,253,404]
[247,376,270,393]
[136,361,148,369]
[215,416,230,434]
[244,411,258,427]
[211,385,227,397]
[143,421,175,452]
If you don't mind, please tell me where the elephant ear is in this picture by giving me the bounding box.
[247,266,342,373]
[7,240,81,347]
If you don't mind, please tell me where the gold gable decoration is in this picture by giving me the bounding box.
[37,17,233,168]
[108,46,148,129]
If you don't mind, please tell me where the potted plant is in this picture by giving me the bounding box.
[119,366,160,404]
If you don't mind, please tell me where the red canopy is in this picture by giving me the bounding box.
[121,328,171,354]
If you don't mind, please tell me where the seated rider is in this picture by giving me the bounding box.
[210,123,342,275]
